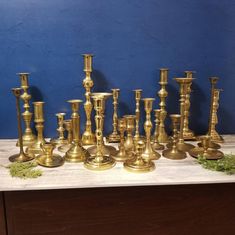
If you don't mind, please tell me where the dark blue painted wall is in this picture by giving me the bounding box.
[0,0,235,138]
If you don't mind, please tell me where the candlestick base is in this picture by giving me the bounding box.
[26,140,46,155]
[64,144,89,163]
[107,133,120,143]
[36,154,64,167]
[162,148,186,160]
[58,144,73,153]
[50,138,68,146]
[183,130,196,141]
[82,132,96,145]
[16,133,36,147]
[197,140,221,149]
[189,147,224,160]
[88,145,117,156]
[9,152,34,163]
[124,158,155,173]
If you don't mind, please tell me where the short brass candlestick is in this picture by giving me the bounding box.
[124,140,155,173]
[17,73,36,146]
[163,114,186,160]
[141,98,160,160]
[51,113,68,145]
[36,143,64,167]
[58,119,73,153]
[9,88,34,162]
[65,100,88,163]
[27,102,46,155]
[152,109,164,151]
[107,88,120,143]
[82,54,96,145]
[124,115,136,155]
[85,93,116,170]
[133,89,142,142]
[157,68,169,143]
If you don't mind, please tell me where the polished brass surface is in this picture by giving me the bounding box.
[152,109,164,151]
[26,102,46,155]
[16,73,36,147]
[51,113,68,146]
[36,143,64,167]
[107,88,121,143]
[163,114,186,160]
[82,54,96,145]
[133,89,142,142]
[197,136,221,149]
[157,68,169,143]
[141,98,160,160]
[9,88,34,162]
[85,93,116,171]
[124,140,155,173]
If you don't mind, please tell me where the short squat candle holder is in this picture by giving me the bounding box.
[152,109,164,151]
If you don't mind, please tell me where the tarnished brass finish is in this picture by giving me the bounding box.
[189,135,224,160]
[36,143,64,167]
[163,114,186,160]
[133,89,142,142]
[51,113,68,146]
[65,99,89,163]
[26,102,46,155]
[157,68,169,143]
[9,88,34,162]
[82,54,96,145]
[58,119,73,153]
[141,98,160,160]
[16,73,36,146]
[85,93,116,171]
[152,109,164,151]
[107,88,121,143]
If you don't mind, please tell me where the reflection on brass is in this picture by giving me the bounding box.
[107,89,121,143]
[133,89,142,142]
[152,109,164,151]
[141,98,160,160]
[9,88,34,162]
[51,113,68,146]
[124,140,155,173]
[16,73,36,147]
[26,102,46,155]
[85,93,116,170]
[36,143,64,167]
[82,54,96,145]
[163,114,186,160]
[65,100,89,163]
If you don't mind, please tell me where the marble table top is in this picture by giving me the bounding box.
[0,135,235,191]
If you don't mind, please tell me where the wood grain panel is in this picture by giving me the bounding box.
[0,192,7,235]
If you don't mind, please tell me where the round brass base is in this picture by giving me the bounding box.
[152,142,164,151]
[198,141,221,149]
[16,134,36,147]
[212,136,224,143]
[9,152,35,163]
[58,144,73,153]
[142,149,161,160]
[124,159,155,173]
[189,147,224,160]
[82,132,96,145]
[162,148,186,160]
[36,154,64,167]
[183,130,196,141]
[113,150,134,162]
[50,138,68,146]
[26,141,45,155]
[64,145,89,163]
[158,133,169,144]
[84,155,116,171]
[106,134,120,143]
[88,145,117,156]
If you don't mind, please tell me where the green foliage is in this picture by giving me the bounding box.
[197,154,235,175]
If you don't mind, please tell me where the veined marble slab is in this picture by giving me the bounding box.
[0,135,235,191]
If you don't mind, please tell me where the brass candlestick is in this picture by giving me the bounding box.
[157,68,169,143]
[58,119,73,153]
[152,109,164,151]
[85,93,116,170]
[9,88,34,162]
[107,88,120,143]
[17,73,36,146]
[141,98,160,160]
[51,113,68,145]
[163,114,186,160]
[124,115,136,155]
[36,143,64,167]
[27,102,46,155]
[82,54,96,145]
[133,89,142,142]
[65,100,89,163]
[124,140,155,173]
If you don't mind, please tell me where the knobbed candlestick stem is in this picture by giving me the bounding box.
[133,89,142,142]
[152,109,164,150]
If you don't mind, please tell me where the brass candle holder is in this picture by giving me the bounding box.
[36,143,64,167]
[58,119,73,153]
[141,98,160,160]
[65,100,89,163]
[9,88,34,162]
[133,89,142,142]
[152,109,164,151]
[85,93,116,170]
[107,88,121,143]
[124,115,136,155]
[82,54,96,145]
[51,113,68,145]
[27,102,46,155]
[163,114,186,160]
[157,68,169,143]
[124,140,155,173]
[17,73,36,146]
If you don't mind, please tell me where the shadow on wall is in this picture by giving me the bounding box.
[92,70,109,92]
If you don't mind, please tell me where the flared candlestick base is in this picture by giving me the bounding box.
[64,144,89,163]
[124,158,155,173]
[36,154,64,167]
[189,147,224,160]
[9,152,34,163]
[163,148,186,160]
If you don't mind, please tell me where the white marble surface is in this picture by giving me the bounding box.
[0,135,235,191]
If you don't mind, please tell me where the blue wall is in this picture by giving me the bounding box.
[0,0,235,138]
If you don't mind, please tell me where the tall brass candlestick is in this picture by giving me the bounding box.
[82,54,96,145]
[9,88,34,162]
[17,73,36,146]
[152,109,164,150]
[133,89,142,142]
[157,68,169,143]
[107,88,120,143]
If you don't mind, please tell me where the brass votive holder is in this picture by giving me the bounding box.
[152,109,164,151]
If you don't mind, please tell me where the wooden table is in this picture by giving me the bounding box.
[0,136,235,235]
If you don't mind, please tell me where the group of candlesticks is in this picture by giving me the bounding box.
[10,54,224,173]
